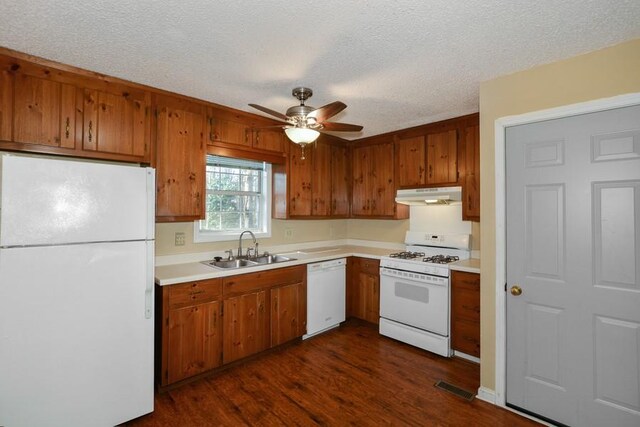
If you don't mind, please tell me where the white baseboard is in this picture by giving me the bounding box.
[476,387,496,404]
[453,351,480,364]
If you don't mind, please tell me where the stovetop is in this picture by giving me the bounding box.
[387,251,461,264]
[381,235,470,276]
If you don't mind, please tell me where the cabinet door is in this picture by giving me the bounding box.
[207,115,251,148]
[288,144,313,216]
[253,128,285,153]
[12,73,78,148]
[0,66,11,141]
[155,97,206,221]
[395,135,426,187]
[347,257,380,324]
[426,129,458,185]
[270,282,306,347]
[357,272,380,324]
[167,300,222,384]
[351,145,371,216]
[83,88,149,157]
[461,124,480,221]
[331,144,350,216]
[312,141,332,216]
[451,271,480,357]
[223,290,269,364]
[370,142,396,216]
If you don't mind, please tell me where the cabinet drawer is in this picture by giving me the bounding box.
[223,265,305,297]
[358,258,380,275]
[168,279,222,309]
[452,271,480,288]
[452,318,480,357]
[452,288,480,322]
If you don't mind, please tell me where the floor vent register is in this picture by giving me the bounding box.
[434,380,475,401]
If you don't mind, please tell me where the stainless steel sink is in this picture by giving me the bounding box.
[253,255,296,264]
[202,254,296,270]
[204,259,258,269]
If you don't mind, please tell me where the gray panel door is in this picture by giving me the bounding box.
[506,105,640,426]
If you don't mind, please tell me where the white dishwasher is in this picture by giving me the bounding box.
[304,258,346,339]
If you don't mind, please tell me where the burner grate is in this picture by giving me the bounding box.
[423,255,460,264]
[389,251,425,259]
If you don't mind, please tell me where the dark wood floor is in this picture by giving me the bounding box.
[127,320,540,426]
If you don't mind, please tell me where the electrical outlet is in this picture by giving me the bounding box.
[174,232,186,246]
[284,228,293,240]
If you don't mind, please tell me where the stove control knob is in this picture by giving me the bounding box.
[510,285,523,296]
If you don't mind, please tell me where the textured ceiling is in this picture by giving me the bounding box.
[1,1,640,139]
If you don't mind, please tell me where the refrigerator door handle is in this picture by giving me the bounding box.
[145,168,156,241]
[145,241,154,319]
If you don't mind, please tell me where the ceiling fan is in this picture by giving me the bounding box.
[249,87,363,158]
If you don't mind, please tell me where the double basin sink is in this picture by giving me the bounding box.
[203,254,297,270]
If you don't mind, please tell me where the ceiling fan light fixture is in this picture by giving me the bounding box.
[284,127,320,145]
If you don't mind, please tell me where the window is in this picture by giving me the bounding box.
[194,155,271,242]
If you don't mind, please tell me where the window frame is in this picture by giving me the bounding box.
[193,158,272,243]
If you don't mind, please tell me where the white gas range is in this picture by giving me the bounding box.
[379,232,470,357]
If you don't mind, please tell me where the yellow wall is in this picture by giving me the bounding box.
[156,219,349,256]
[479,38,640,391]
[157,218,480,256]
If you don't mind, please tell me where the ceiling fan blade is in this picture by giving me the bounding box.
[307,101,347,122]
[321,121,363,132]
[248,104,290,122]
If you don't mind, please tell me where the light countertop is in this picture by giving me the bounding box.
[155,245,392,286]
[450,258,480,274]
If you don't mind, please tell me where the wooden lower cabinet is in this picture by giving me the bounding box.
[451,270,480,357]
[271,282,306,347]
[156,278,223,387]
[347,257,380,324]
[157,265,306,387]
[223,290,269,364]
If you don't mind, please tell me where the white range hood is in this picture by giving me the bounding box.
[395,186,462,206]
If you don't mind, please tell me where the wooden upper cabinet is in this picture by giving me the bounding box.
[155,95,206,221]
[0,53,150,162]
[207,113,251,148]
[288,143,314,216]
[352,140,403,218]
[371,142,396,216]
[331,144,350,216]
[0,60,81,149]
[82,88,149,157]
[351,144,371,216]
[460,122,480,221]
[312,141,332,216]
[395,135,426,188]
[12,74,79,148]
[426,129,458,185]
[252,128,286,153]
[283,136,345,218]
[207,109,286,155]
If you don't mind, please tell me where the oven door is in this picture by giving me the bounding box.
[379,268,449,336]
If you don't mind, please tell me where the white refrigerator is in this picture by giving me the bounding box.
[0,154,155,426]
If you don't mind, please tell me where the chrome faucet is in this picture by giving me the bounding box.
[238,230,257,258]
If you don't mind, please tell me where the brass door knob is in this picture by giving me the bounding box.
[510,285,522,296]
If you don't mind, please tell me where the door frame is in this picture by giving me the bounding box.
[493,92,640,407]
